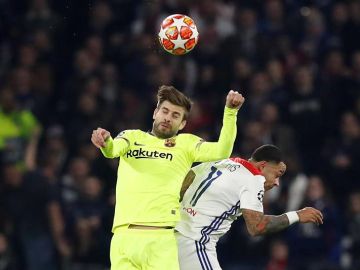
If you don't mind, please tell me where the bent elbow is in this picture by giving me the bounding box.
[247,228,260,237]
[247,227,265,237]
[249,230,261,237]
[248,230,256,237]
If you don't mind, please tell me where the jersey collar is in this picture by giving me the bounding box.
[230,157,262,175]
[147,130,177,139]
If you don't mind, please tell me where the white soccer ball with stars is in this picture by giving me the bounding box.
[158,14,199,56]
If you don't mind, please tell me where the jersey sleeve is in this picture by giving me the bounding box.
[100,130,131,158]
[191,107,238,162]
[239,175,265,213]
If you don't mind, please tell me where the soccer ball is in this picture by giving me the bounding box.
[158,14,199,55]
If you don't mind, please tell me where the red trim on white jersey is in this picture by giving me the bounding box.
[230,158,261,175]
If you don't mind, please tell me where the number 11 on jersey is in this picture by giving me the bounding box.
[190,166,223,206]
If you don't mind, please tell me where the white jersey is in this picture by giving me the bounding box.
[176,158,265,244]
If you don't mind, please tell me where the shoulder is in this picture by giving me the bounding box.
[253,175,266,184]
[115,129,144,139]
[240,173,265,184]
[177,133,201,140]
[223,163,264,187]
[242,175,265,193]
[177,133,203,147]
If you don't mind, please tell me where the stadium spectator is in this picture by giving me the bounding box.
[0,233,17,270]
[0,88,40,166]
[60,157,91,214]
[0,162,69,270]
[266,239,289,270]
[288,65,323,172]
[69,176,110,270]
[322,111,360,206]
[287,175,342,270]
[342,191,360,270]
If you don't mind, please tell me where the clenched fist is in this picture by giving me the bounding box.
[91,127,111,148]
[225,90,245,110]
[297,207,324,225]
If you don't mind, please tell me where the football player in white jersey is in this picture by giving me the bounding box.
[175,144,323,270]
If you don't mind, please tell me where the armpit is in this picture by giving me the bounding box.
[180,170,196,201]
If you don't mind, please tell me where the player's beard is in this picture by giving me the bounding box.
[152,121,177,139]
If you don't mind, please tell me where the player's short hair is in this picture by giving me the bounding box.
[251,144,283,163]
[156,85,192,120]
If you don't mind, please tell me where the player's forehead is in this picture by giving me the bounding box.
[158,100,186,115]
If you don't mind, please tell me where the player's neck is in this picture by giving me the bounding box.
[149,130,175,140]
[248,158,259,170]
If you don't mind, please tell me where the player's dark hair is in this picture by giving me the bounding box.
[251,144,283,163]
[157,85,192,120]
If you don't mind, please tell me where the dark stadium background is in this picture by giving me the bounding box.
[1,0,360,269]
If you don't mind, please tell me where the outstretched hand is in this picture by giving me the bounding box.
[91,127,111,148]
[225,90,245,110]
[297,207,324,225]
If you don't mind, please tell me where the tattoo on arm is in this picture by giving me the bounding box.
[242,209,290,236]
[180,170,196,202]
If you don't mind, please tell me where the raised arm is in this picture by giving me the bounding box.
[193,91,245,162]
[91,128,130,158]
[242,207,323,236]
[24,125,42,171]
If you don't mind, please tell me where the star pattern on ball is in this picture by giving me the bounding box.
[158,25,168,41]
[158,14,199,55]
[171,17,195,49]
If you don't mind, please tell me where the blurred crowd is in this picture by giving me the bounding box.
[0,0,360,269]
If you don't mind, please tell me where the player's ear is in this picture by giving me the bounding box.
[153,108,159,120]
[258,161,267,170]
[179,120,187,130]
